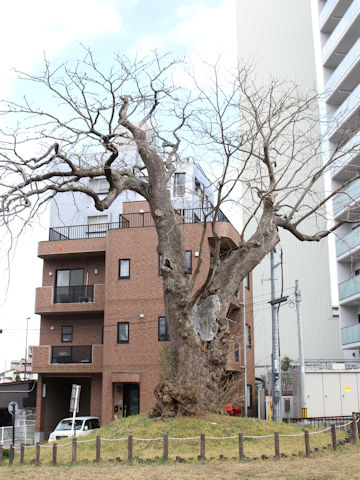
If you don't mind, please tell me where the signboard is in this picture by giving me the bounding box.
[8,401,19,415]
[70,384,81,413]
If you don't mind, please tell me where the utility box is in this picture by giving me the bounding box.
[265,395,294,419]
[292,369,360,417]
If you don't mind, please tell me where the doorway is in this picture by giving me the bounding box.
[123,384,139,417]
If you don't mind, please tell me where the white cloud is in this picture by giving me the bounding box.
[0,0,123,96]
[132,0,237,67]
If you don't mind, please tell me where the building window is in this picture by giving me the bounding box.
[54,269,88,303]
[174,172,185,197]
[158,254,163,276]
[117,322,129,343]
[61,326,73,343]
[246,324,251,348]
[88,177,109,194]
[247,384,253,408]
[119,259,130,279]
[87,215,108,235]
[158,316,170,341]
[186,251,192,274]
[234,343,240,362]
[244,273,250,290]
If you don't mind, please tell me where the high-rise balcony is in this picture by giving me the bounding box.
[341,323,360,346]
[328,82,360,143]
[35,283,105,315]
[339,276,360,303]
[333,177,360,217]
[331,131,360,181]
[322,0,360,68]
[336,227,360,259]
[32,344,103,373]
[325,38,360,106]
[320,0,353,34]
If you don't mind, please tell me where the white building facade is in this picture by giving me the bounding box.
[319,0,360,358]
[236,0,343,376]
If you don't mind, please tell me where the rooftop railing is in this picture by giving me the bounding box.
[49,208,231,241]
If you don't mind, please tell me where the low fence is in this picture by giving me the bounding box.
[0,418,358,467]
[0,422,36,450]
[284,416,354,428]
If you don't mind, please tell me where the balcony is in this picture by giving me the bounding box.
[328,82,360,143]
[331,131,360,181]
[35,284,105,315]
[336,227,360,258]
[320,0,353,34]
[47,208,231,241]
[342,323,360,346]
[322,0,360,68]
[325,38,360,106]
[339,276,360,303]
[51,345,92,364]
[54,285,94,304]
[333,177,360,217]
[32,344,103,373]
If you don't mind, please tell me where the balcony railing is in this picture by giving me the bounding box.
[49,208,231,241]
[333,178,360,216]
[342,323,360,345]
[51,345,92,364]
[339,276,360,301]
[54,285,94,304]
[336,228,360,257]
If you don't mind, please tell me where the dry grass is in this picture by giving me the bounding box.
[1,447,360,480]
[0,413,352,478]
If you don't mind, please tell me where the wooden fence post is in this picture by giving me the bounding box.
[0,444,3,466]
[304,431,310,458]
[96,435,101,464]
[20,443,25,465]
[72,437,77,465]
[238,433,244,461]
[163,434,168,461]
[352,419,357,445]
[128,435,133,462]
[9,444,14,466]
[274,432,280,460]
[35,442,40,467]
[331,425,337,452]
[52,442,57,467]
[200,433,205,460]
[357,418,360,441]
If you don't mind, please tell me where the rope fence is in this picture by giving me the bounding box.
[1,417,358,467]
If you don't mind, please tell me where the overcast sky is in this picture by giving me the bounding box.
[0,0,237,370]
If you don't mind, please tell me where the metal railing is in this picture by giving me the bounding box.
[49,208,231,241]
[53,285,94,304]
[0,422,36,449]
[51,345,92,364]
[284,415,354,428]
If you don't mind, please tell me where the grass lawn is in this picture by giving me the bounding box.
[0,413,354,479]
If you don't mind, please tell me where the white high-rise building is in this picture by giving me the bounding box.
[236,0,343,377]
[319,0,360,359]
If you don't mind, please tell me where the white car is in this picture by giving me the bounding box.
[48,416,100,441]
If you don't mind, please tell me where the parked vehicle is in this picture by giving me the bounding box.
[48,416,100,441]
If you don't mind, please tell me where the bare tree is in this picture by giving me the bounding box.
[0,51,359,416]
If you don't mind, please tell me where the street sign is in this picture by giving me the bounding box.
[8,401,19,415]
[70,384,81,413]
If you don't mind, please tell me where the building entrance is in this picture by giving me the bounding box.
[123,384,139,417]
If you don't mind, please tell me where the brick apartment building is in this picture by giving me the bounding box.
[32,160,255,439]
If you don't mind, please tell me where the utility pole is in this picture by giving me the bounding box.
[24,317,30,381]
[242,281,247,417]
[270,249,282,422]
[295,280,307,418]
